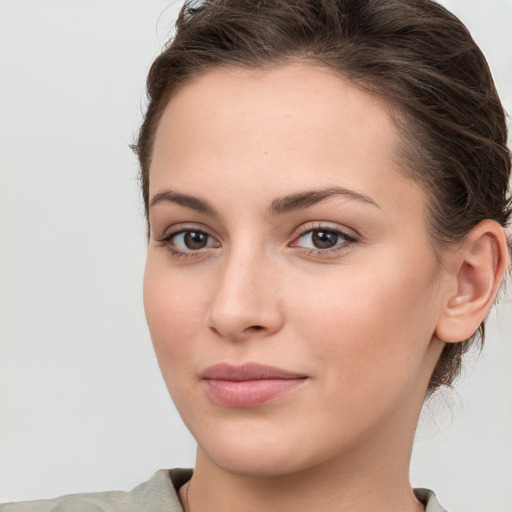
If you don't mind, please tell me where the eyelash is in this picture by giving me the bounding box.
[291,225,358,256]
[157,225,219,259]
[157,224,358,259]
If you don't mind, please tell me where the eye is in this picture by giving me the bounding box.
[158,227,220,257]
[173,230,215,250]
[292,227,357,252]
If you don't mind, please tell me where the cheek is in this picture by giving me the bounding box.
[291,255,440,393]
[143,255,208,371]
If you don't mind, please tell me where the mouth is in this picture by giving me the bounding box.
[200,362,308,408]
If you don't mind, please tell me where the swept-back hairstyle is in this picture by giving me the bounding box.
[133,0,511,395]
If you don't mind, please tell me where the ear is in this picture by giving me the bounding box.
[435,220,510,343]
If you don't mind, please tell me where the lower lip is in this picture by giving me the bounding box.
[202,378,306,407]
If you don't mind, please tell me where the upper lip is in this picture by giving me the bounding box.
[200,362,307,381]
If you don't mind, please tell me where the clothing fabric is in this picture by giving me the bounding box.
[0,469,448,511]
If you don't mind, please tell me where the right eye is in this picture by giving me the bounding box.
[158,228,220,257]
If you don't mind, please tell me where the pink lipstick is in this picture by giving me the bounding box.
[200,363,307,408]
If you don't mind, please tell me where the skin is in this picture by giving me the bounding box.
[143,63,479,511]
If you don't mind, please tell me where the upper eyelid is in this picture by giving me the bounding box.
[296,227,355,238]
[155,222,358,246]
[292,221,359,239]
[291,228,357,246]
[157,223,219,241]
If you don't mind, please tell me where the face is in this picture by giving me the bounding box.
[144,64,447,477]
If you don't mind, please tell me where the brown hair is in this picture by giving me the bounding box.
[133,0,512,395]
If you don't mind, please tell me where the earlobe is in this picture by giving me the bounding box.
[435,220,509,343]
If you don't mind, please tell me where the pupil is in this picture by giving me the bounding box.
[312,230,338,249]
[184,231,207,249]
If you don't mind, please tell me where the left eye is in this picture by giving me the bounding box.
[294,229,355,250]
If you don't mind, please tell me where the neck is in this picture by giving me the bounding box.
[183,410,425,512]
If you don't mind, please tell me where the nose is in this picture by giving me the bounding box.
[207,247,284,341]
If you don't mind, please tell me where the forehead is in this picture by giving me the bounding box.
[150,63,426,224]
[152,63,398,170]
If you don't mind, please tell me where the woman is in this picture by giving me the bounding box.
[2,0,510,511]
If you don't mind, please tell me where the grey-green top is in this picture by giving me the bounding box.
[0,469,447,511]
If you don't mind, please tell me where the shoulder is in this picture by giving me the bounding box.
[2,477,446,512]
[0,469,192,512]
[414,488,449,512]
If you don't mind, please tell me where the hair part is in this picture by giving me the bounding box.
[132,0,512,395]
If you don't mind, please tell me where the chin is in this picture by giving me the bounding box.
[191,419,333,478]
[204,444,313,478]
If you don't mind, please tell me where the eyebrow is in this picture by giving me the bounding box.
[149,190,218,216]
[268,187,380,215]
[149,186,380,217]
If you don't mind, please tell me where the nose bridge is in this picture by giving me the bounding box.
[207,239,282,339]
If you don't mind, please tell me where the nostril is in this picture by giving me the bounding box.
[246,325,264,331]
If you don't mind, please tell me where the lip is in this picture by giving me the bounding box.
[200,363,308,408]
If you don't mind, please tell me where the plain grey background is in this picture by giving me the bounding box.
[1,1,511,510]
